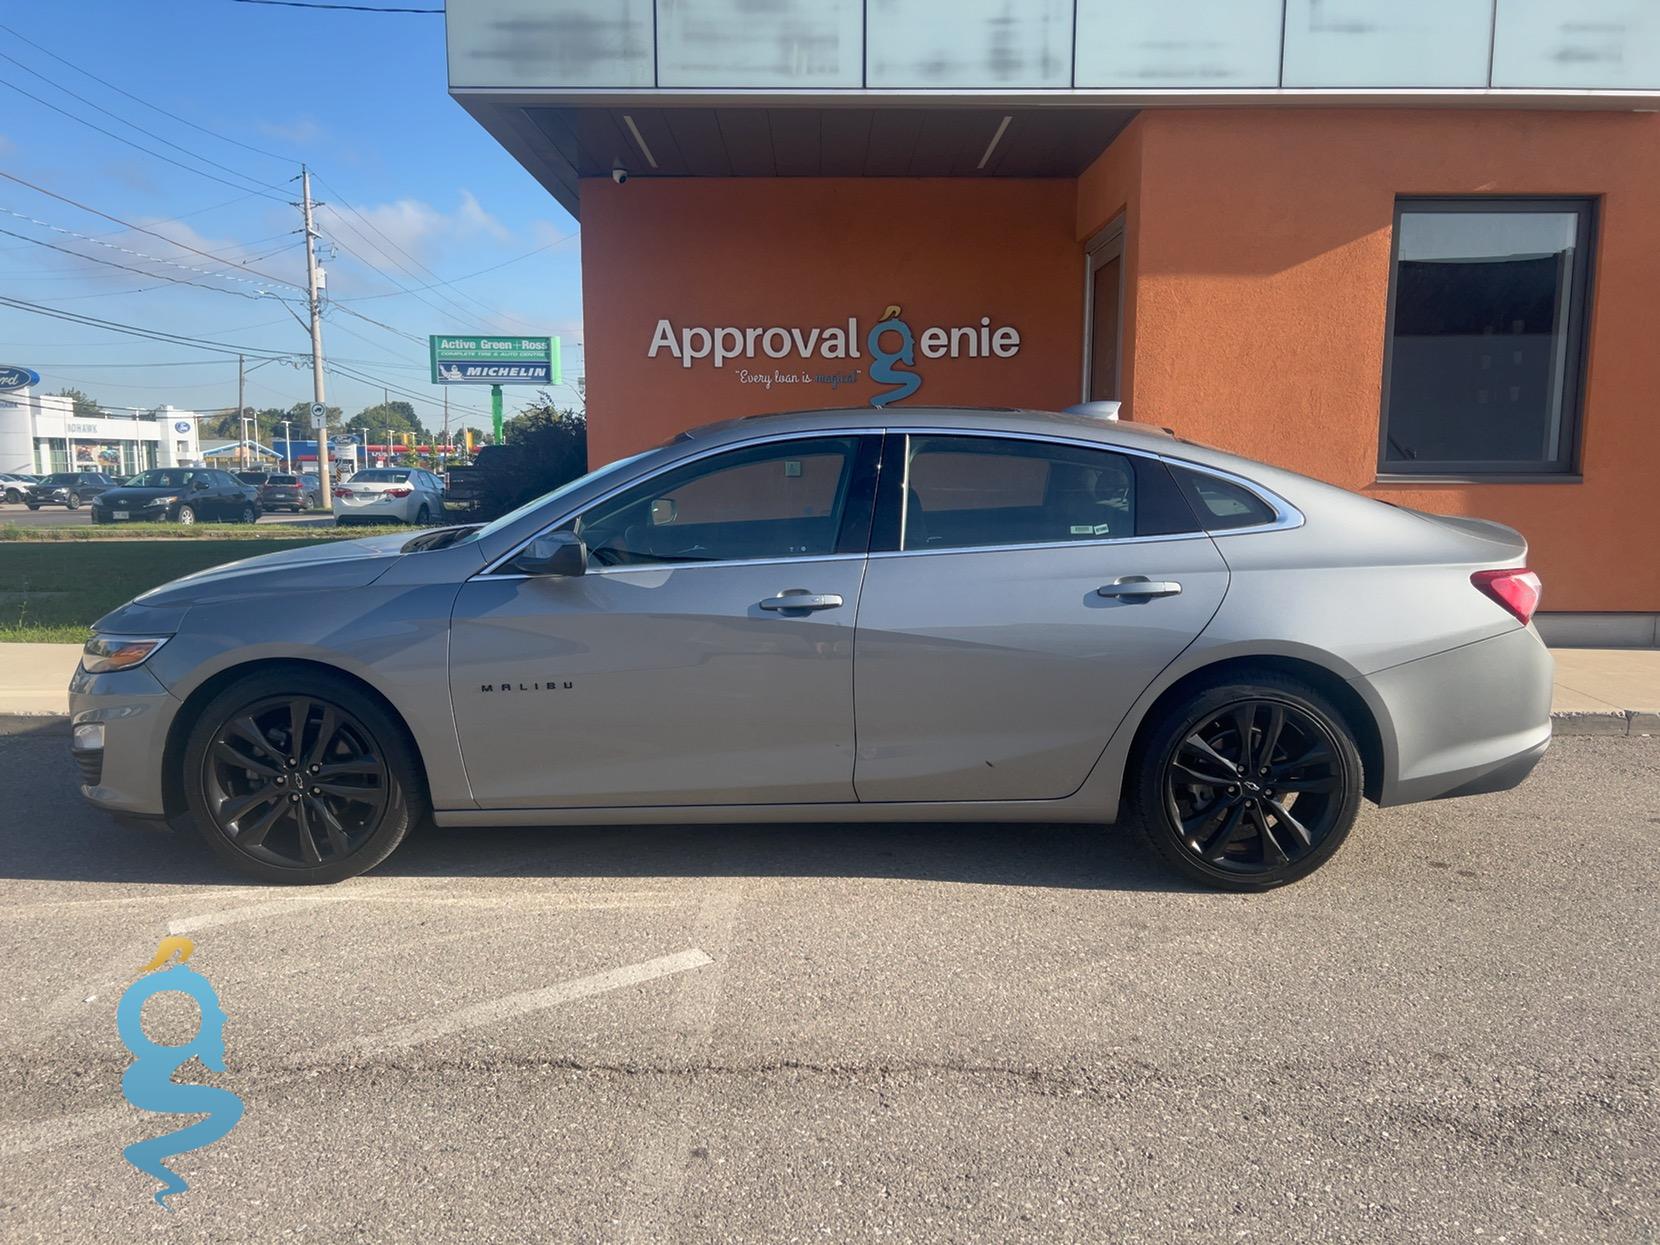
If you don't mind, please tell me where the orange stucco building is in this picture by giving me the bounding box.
[450,2,1660,639]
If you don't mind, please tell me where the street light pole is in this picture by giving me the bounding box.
[281,420,293,471]
[301,165,332,510]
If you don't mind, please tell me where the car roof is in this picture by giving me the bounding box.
[676,405,1180,448]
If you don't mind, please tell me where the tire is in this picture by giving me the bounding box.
[238,504,257,524]
[1128,672,1364,892]
[181,669,427,884]
[65,493,81,510]
[3,489,18,504]
[175,504,197,525]
[25,503,38,511]
[414,503,431,525]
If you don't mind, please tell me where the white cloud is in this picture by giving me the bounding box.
[531,218,579,248]
[318,190,512,266]
[257,117,323,145]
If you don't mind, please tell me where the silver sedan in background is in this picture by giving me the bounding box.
[332,466,446,525]
[68,408,1551,888]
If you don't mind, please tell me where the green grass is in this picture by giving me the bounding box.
[0,538,354,643]
[0,521,415,542]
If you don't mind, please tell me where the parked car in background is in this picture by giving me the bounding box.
[1,472,39,504]
[257,473,311,512]
[69,407,1552,887]
[333,466,445,526]
[25,472,117,510]
[234,470,271,489]
[91,468,261,525]
[299,473,321,506]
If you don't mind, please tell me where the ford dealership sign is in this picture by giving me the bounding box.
[0,365,40,392]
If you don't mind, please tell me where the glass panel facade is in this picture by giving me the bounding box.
[1493,0,1660,90]
[447,0,655,89]
[1075,0,1284,88]
[1283,0,1493,88]
[868,0,1072,88]
[658,0,863,88]
[1380,201,1594,475]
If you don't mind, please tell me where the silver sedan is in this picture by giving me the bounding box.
[69,408,1551,889]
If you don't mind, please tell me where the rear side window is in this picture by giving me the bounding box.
[1170,467,1277,532]
[895,436,1198,552]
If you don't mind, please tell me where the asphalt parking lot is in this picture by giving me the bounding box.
[0,725,1653,1243]
[0,505,334,529]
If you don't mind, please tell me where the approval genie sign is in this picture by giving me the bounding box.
[646,308,1021,407]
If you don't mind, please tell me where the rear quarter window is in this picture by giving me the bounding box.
[1170,467,1277,532]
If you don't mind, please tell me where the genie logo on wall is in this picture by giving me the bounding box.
[647,304,1020,407]
[117,936,244,1208]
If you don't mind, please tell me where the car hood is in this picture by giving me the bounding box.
[104,532,414,621]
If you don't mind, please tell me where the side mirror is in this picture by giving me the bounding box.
[649,497,677,526]
[513,531,587,578]
[192,478,211,491]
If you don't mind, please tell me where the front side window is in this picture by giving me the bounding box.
[897,436,1196,552]
[1380,198,1594,476]
[575,436,873,568]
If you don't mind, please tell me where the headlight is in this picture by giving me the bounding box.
[81,634,170,674]
[145,495,179,507]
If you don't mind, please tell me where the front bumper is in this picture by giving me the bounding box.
[1361,624,1554,807]
[68,661,181,816]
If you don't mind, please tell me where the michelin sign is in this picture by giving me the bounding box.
[429,336,559,386]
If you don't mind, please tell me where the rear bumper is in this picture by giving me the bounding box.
[1360,624,1554,807]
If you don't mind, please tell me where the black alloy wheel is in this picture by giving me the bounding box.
[1132,674,1363,891]
[202,695,388,869]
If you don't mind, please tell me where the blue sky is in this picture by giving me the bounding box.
[0,0,582,433]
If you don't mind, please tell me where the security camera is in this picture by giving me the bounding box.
[611,167,629,185]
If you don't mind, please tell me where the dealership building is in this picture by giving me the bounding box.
[0,385,202,477]
[446,1,1660,639]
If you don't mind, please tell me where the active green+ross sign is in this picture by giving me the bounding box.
[428,335,560,386]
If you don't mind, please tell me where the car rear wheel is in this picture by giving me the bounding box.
[25,503,39,511]
[414,503,431,525]
[182,670,426,884]
[1129,673,1363,891]
[239,504,257,523]
[65,492,81,510]
[176,504,197,525]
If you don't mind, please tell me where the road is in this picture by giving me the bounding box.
[0,505,335,529]
[0,726,1653,1243]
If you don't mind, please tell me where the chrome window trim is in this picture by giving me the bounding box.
[475,428,883,578]
[474,423,1303,578]
[487,551,870,582]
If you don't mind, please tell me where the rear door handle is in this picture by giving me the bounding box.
[1096,576,1182,600]
[760,590,844,612]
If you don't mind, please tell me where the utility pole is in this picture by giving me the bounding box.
[301,165,332,509]
[442,388,449,468]
[280,420,293,471]
[237,354,246,467]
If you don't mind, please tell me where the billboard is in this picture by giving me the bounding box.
[429,336,559,386]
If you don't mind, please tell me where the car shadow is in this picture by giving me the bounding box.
[0,722,1199,894]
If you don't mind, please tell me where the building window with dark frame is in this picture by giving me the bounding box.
[1379,198,1595,478]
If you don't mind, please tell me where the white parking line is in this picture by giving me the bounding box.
[319,948,714,1057]
[167,895,345,934]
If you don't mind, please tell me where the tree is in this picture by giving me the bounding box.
[345,401,425,441]
[57,387,103,419]
[461,397,587,518]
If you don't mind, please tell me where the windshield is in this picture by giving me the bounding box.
[468,450,656,543]
[353,469,411,484]
[268,475,298,484]
[124,469,197,488]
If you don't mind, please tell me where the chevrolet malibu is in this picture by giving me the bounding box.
[70,408,1552,889]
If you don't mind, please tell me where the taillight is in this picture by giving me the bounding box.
[1472,568,1541,625]
[386,487,412,498]
[334,487,352,497]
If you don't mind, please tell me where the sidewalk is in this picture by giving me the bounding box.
[0,642,1654,735]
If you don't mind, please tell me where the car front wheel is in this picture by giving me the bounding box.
[239,504,257,523]
[65,493,81,510]
[1129,673,1363,891]
[175,504,197,525]
[182,670,426,883]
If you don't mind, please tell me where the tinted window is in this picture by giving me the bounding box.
[125,469,199,488]
[354,469,411,484]
[235,472,266,484]
[1171,467,1277,531]
[575,437,870,567]
[268,475,298,485]
[897,437,1195,552]
[1381,199,1593,475]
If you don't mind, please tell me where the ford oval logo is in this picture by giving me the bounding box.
[174,420,192,434]
[0,365,40,392]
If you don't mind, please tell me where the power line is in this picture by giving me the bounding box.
[228,0,443,12]
[0,170,307,290]
[0,74,290,202]
[0,292,301,360]
[0,191,268,251]
[0,225,275,298]
[0,49,289,198]
[0,22,292,165]
[335,231,579,302]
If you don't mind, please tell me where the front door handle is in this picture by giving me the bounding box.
[1096,576,1182,601]
[760,590,844,612]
